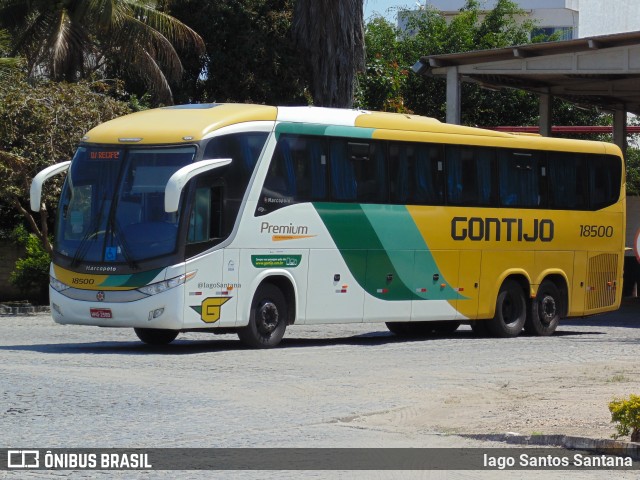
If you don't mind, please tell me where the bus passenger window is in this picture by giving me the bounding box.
[330,139,357,201]
[498,149,541,208]
[390,142,444,205]
[415,144,444,204]
[548,153,587,210]
[447,146,496,206]
[257,135,328,215]
[589,155,621,210]
[350,141,387,203]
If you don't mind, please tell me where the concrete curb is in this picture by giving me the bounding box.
[461,433,640,459]
[0,304,50,316]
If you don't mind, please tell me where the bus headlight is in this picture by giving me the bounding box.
[137,271,196,296]
[50,276,70,292]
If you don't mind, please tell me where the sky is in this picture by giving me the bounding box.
[364,0,419,21]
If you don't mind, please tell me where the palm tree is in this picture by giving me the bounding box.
[0,0,204,104]
[293,0,365,108]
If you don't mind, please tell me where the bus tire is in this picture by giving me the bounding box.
[134,328,178,345]
[526,280,561,336]
[487,279,526,338]
[238,283,287,348]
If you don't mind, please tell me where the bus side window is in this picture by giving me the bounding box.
[446,146,496,206]
[548,152,587,210]
[389,143,411,203]
[498,149,541,207]
[330,139,357,201]
[415,144,445,205]
[348,141,387,203]
[187,184,223,244]
[263,139,296,197]
[589,154,621,210]
[390,142,444,205]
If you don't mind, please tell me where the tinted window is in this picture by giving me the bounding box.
[498,149,543,207]
[390,142,444,205]
[187,132,267,254]
[348,141,387,203]
[547,152,587,210]
[589,154,621,210]
[447,146,496,206]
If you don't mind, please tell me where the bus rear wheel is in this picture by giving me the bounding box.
[134,328,178,345]
[487,279,526,338]
[238,283,287,348]
[526,280,561,336]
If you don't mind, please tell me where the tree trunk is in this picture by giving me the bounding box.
[293,0,365,108]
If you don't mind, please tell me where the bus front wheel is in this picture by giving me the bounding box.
[487,279,526,338]
[134,328,178,345]
[238,283,287,348]
[526,280,561,336]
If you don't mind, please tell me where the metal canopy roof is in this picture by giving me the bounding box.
[415,30,640,115]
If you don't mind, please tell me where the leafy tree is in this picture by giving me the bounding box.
[626,148,640,196]
[0,73,132,252]
[168,0,306,105]
[0,0,204,105]
[293,0,365,107]
[8,224,50,303]
[0,28,20,77]
[357,0,604,131]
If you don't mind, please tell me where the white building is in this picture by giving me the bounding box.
[400,0,640,39]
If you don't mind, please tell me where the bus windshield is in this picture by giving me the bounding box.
[55,146,196,264]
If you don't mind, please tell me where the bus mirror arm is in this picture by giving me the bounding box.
[30,161,71,212]
[164,158,232,213]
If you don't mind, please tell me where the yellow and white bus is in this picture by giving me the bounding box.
[30,103,625,347]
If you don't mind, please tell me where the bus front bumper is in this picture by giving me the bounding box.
[49,287,185,330]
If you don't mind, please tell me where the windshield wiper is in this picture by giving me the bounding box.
[107,217,139,270]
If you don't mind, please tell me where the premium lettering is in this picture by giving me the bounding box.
[451,216,554,242]
[260,222,309,235]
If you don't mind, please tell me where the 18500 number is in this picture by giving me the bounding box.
[579,225,614,237]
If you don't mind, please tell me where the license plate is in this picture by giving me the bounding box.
[90,308,113,319]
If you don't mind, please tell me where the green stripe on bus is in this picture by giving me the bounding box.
[275,123,375,139]
[313,203,462,301]
[361,204,464,301]
[99,268,164,288]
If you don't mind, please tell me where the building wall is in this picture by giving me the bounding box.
[420,0,579,38]
[578,0,640,37]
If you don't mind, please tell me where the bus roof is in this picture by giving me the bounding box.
[83,103,278,145]
[81,103,622,156]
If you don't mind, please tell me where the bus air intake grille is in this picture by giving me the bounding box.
[585,253,618,310]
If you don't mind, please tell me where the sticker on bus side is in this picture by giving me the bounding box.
[251,255,302,268]
[190,297,231,323]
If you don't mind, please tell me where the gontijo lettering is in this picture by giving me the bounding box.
[451,217,554,242]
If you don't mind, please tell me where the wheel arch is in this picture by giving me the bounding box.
[245,270,297,326]
[488,270,532,318]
